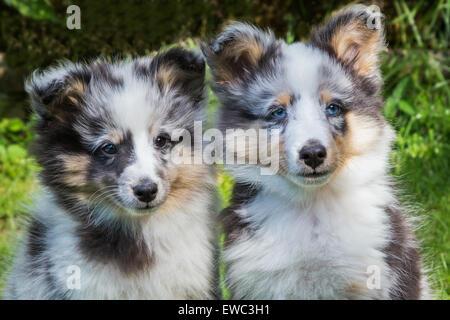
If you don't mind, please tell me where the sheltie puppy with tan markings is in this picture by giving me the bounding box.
[204,5,431,299]
[5,48,217,299]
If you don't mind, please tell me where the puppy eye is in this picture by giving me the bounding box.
[154,135,169,149]
[271,108,287,119]
[101,143,118,155]
[326,103,341,116]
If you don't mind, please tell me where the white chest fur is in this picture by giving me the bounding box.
[6,191,215,300]
[224,183,395,299]
[74,199,215,299]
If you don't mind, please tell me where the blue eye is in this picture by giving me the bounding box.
[326,103,341,116]
[272,108,287,119]
[102,143,118,155]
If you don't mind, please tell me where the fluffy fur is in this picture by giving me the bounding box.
[5,48,217,299]
[204,5,431,299]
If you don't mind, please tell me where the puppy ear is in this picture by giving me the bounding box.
[26,62,91,125]
[150,48,206,103]
[309,5,386,79]
[202,22,279,85]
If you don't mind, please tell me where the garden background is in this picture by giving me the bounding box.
[0,0,448,299]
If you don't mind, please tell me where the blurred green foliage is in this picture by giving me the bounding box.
[0,0,448,299]
[0,117,37,294]
[4,0,60,21]
[1,1,447,70]
[0,117,37,220]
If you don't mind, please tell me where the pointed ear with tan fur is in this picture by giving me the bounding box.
[310,5,386,80]
[202,22,280,85]
[26,62,91,125]
[149,48,206,103]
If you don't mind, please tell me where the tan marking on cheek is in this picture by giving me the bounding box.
[334,114,357,173]
[277,92,292,106]
[58,154,90,187]
[59,154,89,173]
[323,140,339,170]
[73,192,89,206]
[159,162,214,213]
[334,112,382,173]
[346,112,381,155]
[332,134,348,177]
[64,173,87,187]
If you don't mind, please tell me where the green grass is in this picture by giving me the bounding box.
[0,118,38,294]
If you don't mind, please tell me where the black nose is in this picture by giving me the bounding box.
[133,183,158,203]
[299,142,327,169]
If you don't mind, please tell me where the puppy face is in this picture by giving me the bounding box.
[204,5,389,187]
[28,48,206,216]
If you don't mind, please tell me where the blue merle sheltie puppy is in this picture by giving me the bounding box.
[4,48,217,299]
[203,5,431,299]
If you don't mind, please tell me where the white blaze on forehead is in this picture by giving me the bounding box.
[107,76,163,184]
[285,96,331,172]
[283,42,352,95]
[282,43,332,166]
[291,95,330,145]
[109,80,160,134]
[284,43,326,94]
[132,131,159,180]
[118,129,160,187]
